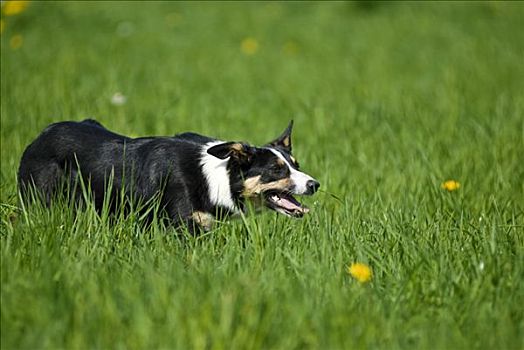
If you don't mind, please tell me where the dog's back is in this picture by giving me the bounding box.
[18,119,217,219]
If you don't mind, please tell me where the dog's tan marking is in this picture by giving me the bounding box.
[290,156,296,163]
[191,211,214,231]
[230,143,250,158]
[242,176,292,197]
[282,136,290,147]
[231,143,244,152]
[277,158,285,166]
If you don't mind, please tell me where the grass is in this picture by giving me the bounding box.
[1,1,523,349]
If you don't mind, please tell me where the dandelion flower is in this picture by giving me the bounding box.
[283,41,299,55]
[10,34,23,50]
[241,37,259,55]
[111,92,127,106]
[348,262,372,283]
[265,3,282,18]
[2,1,29,16]
[441,180,460,191]
[165,12,182,28]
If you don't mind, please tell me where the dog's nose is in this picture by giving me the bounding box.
[306,180,320,194]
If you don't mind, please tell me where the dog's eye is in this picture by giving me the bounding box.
[270,162,289,177]
[271,163,284,171]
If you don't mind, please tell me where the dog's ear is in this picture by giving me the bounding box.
[207,142,255,162]
[265,120,293,153]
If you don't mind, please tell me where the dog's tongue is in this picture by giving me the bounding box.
[277,194,309,213]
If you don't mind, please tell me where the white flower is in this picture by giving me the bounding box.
[111,92,127,106]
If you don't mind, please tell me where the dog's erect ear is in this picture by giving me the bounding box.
[265,120,293,153]
[207,142,255,162]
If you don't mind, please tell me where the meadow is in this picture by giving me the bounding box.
[1,2,523,349]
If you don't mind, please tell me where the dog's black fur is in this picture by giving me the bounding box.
[18,119,319,232]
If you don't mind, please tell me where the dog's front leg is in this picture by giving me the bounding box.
[190,211,214,232]
[177,212,214,235]
[170,210,215,235]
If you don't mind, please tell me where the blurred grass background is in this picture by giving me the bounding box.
[1,1,523,349]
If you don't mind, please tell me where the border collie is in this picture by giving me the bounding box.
[18,119,320,232]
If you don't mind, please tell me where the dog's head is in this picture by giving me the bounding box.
[207,121,320,217]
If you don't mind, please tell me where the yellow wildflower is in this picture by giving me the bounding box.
[10,34,23,50]
[2,1,29,16]
[0,20,5,35]
[441,180,460,191]
[241,37,259,55]
[265,3,282,18]
[283,41,299,55]
[348,262,372,283]
[165,12,182,28]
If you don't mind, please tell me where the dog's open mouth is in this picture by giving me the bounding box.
[264,191,310,218]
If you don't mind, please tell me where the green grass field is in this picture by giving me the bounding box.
[1,2,523,349]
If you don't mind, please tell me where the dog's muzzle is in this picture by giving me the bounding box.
[305,180,320,195]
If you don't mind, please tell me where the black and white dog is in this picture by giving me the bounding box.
[18,119,320,232]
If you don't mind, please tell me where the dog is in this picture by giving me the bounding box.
[18,119,320,232]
